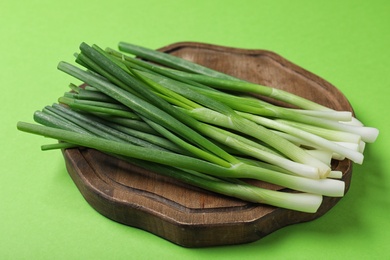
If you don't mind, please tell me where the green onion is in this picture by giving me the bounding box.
[17,41,379,213]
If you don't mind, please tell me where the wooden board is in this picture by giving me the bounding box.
[62,42,353,247]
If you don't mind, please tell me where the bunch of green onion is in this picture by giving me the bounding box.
[17,42,379,213]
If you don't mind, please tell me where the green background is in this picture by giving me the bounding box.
[1,0,389,259]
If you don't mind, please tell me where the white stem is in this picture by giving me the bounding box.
[305,149,332,165]
[240,163,345,197]
[328,171,343,179]
[359,141,366,153]
[286,108,352,121]
[334,141,360,152]
[331,153,346,160]
[339,117,365,127]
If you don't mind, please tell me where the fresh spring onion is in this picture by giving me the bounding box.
[17,41,379,213]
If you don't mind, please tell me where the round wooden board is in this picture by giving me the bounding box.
[62,42,354,247]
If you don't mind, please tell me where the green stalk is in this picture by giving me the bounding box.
[68,83,82,93]
[59,96,140,119]
[60,95,134,113]
[94,115,157,135]
[41,142,79,151]
[73,88,120,103]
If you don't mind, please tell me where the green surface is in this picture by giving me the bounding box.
[1,0,389,259]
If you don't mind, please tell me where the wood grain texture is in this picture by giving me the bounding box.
[62,42,353,247]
